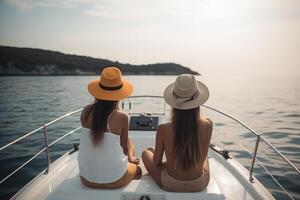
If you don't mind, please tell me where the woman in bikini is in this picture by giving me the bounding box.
[78,67,141,188]
[142,74,212,192]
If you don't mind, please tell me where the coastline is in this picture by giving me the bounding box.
[0,46,199,76]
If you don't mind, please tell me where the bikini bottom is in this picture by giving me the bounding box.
[161,169,209,192]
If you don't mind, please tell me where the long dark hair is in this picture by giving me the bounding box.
[90,99,118,146]
[172,107,201,169]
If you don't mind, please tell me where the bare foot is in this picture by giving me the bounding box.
[129,156,140,164]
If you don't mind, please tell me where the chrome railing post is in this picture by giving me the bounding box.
[249,135,261,182]
[43,124,51,174]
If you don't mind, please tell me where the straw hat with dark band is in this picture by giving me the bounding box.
[88,67,133,101]
[164,74,209,110]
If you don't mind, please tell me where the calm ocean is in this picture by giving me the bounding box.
[0,75,299,199]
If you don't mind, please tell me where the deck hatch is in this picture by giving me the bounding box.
[129,115,159,131]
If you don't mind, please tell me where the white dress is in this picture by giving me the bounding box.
[78,113,128,183]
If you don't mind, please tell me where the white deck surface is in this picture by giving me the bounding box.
[13,115,274,200]
[44,152,251,200]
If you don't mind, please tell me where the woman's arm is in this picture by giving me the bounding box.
[153,125,164,167]
[206,118,213,143]
[80,105,93,128]
[120,113,129,155]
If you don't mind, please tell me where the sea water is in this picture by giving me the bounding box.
[0,75,299,199]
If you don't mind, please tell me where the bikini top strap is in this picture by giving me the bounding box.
[107,110,116,133]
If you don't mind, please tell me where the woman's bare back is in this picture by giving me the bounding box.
[158,118,213,181]
[81,104,139,164]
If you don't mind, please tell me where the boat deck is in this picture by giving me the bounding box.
[13,129,274,200]
[45,153,245,200]
[48,154,225,200]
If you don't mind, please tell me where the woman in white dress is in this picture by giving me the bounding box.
[78,67,141,188]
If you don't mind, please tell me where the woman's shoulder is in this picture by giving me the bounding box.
[199,117,213,139]
[113,110,128,121]
[157,122,172,130]
[157,122,172,138]
[81,104,94,128]
[108,110,129,128]
[200,117,213,127]
[82,104,94,114]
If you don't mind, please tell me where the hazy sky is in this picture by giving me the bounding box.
[0,0,300,76]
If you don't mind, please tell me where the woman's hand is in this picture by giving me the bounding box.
[129,156,140,164]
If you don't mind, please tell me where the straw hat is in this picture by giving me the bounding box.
[88,67,133,101]
[164,74,209,110]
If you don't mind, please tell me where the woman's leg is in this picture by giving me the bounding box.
[80,163,142,189]
[142,147,164,188]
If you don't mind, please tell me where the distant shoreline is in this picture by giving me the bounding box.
[0,74,191,76]
[0,46,199,76]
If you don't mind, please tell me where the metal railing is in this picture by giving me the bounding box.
[122,95,167,114]
[0,95,299,199]
[201,105,300,178]
[0,109,83,184]
[122,95,299,199]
